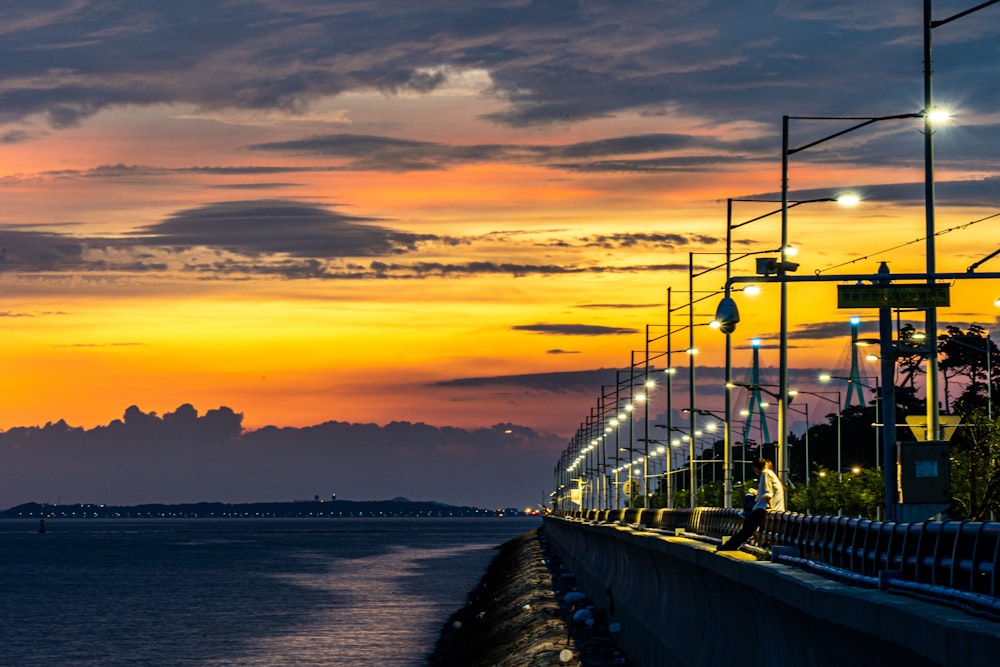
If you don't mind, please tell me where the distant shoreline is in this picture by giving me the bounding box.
[1,500,536,519]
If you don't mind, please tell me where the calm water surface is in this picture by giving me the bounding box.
[0,517,540,666]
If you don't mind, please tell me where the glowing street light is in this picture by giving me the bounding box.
[777,114,922,488]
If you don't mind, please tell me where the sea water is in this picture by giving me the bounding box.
[0,517,540,666]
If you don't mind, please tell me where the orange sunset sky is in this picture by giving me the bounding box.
[0,2,998,507]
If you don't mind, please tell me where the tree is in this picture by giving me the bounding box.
[948,409,1000,521]
[895,323,928,391]
[938,324,1000,416]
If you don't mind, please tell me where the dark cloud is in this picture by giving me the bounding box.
[133,199,434,258]
[576,303,665,310]
[0,200,444,274]
[435,368,619,393]
[184,257,348,281]
[532,233,712,254]
[578,232,716,249]
[512,323,638,336]
[210,182,301,190]
[552,155,753,173]
[1,129,31,144]
[893,178,1000,208]
[553,133,721,158]
[753,177,1000,209]
[177,258,691,281]
[793,320,861,340]
[249,133,510,172]
[0,1,995,141]
[0,230,89,271]
[4,164,341,182]
[0,216,698,278]
[367,260,687,279]
[248,132,740,173]
[15,310,66,317]
[0,404,564,508]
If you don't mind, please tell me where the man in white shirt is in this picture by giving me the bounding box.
[717,457,784,552]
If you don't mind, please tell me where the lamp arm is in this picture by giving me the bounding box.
[931,0,1000,28]
[787,114,921,156]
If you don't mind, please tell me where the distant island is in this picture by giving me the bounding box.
[1,498,536,519]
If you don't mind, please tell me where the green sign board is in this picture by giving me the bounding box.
[837,283,950,308]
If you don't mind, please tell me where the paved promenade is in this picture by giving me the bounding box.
[544,517,1000,667]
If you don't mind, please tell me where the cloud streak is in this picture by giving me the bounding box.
[512,323,638,336]
[248,131,744,172]
[0,197,708,279]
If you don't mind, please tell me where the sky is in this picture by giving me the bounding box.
[0,1,998,510]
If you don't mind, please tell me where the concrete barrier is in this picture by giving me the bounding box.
[544,516,1000,667]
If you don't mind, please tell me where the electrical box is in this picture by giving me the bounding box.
[897,440,950,504]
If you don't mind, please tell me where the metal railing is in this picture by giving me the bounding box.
[553,509,1000,604]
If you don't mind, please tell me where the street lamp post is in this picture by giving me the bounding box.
[637,438,669,505]
[918,0,999,515]
[820,373,881,470]
[601,385,619,510]
[688,249,738,506]
[790,389,842,479]
[666,287,676,508]
[779,112,923,489]
[679,257,728,507]
[800,403,811,485]
[687,259,697,508]
[716,196,856,494]
[682,408,727,503]
[664,287,708,507]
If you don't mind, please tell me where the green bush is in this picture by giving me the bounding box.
[788,466,884,518]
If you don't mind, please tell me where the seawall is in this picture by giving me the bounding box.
[427,528,626,666]
[544,516,1000,667]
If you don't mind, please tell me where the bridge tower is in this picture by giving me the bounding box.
[741,337,771,448]
[845,316,866,409]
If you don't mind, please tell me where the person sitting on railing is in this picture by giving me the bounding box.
[717,457,784,552]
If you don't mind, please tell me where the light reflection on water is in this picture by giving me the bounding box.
[240,544,493,666]
[0,517,539,666]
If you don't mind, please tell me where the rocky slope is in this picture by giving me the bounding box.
[427,527,627,666]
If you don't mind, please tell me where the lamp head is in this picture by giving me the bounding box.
[713,296,740,334]
[926,108,952,124]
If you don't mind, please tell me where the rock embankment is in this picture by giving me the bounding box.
[427,527,626,666]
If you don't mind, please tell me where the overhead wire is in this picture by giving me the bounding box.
[813,211,1000,275]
